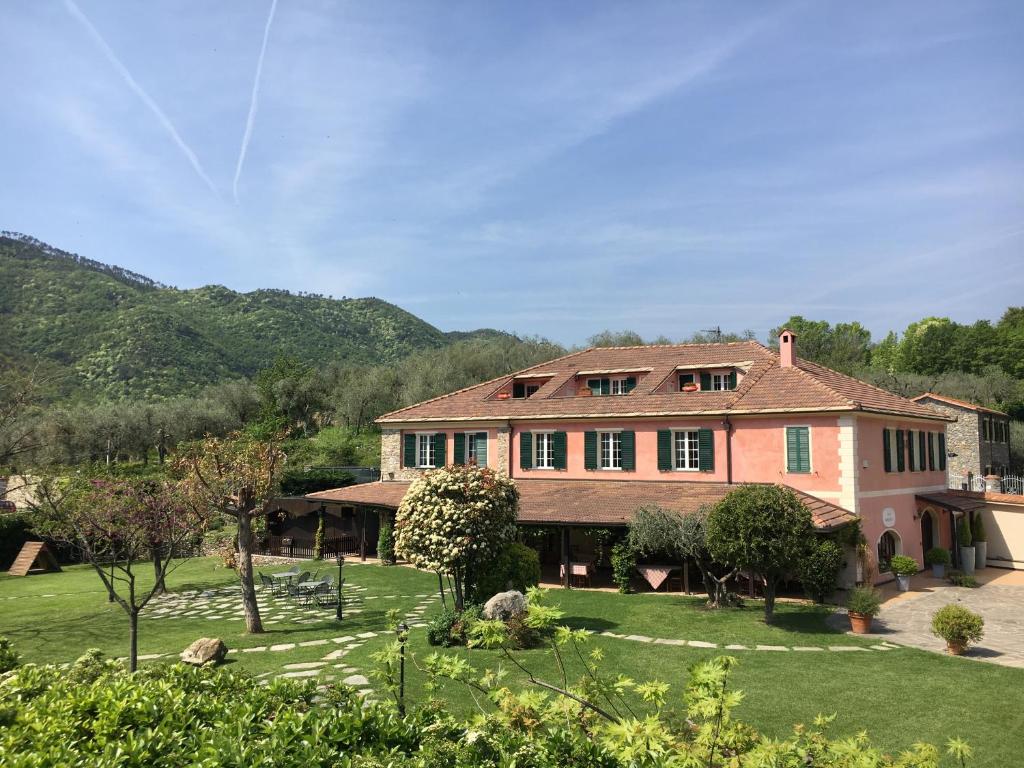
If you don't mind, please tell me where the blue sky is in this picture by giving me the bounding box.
[2,1,1022,345]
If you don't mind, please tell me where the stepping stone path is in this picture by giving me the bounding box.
[596,629,897,654]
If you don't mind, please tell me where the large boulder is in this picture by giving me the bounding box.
[482,590,527,622]
[180,637,228,666]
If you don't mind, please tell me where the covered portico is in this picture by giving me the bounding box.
[307,478,857,589]
[915,491,987,569]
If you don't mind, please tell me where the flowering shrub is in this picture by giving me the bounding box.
[395,464,518,609]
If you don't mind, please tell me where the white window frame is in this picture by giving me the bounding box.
[416,432,436,468]
[710,373,731,391]
[672,430,700,471]
[465,431,487,466]
[599,431,622,470]
[783,425,813,474]
[609,378,629,395]
[534,430,555,469]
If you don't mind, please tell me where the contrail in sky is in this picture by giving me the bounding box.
[233,0,279,203]
[63,0,220,197]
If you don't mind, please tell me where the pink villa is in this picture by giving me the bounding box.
[312,331,961,587]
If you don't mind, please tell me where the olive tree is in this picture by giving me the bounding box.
[31,475,207,671]
[176,433,284,633]
[394,464,518,610]
[706,484,814,623]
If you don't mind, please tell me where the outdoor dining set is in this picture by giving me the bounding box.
[259,567,343,609]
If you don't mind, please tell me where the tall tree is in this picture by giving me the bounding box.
[30,476,207,671]
[176,434,284,633]
[706,484,815,623]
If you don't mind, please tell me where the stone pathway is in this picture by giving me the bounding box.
[597,629,898,654]
[827,581,1024,668]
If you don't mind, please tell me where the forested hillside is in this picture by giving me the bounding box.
[0,233,501,400]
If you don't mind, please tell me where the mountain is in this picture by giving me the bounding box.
[0,232,503,400]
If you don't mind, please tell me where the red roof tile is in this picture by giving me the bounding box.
[309,479,856,531]
[377,342,950,424]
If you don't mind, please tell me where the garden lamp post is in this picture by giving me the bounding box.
[335,552,345,620]
[397,620,409,715]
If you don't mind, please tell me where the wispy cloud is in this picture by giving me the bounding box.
[233,0,279,203]
[63,0,219,197]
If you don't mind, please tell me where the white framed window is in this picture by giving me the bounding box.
[673,430,700,470]
[535,432,555,469]
[466,432,487,466]
[600,431,622,469]
[710,373,730,391]
[416,434,435,468]
[609,378,628,395]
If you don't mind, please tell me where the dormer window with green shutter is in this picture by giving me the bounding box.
[681,369,738,392]
[585,376,637,396]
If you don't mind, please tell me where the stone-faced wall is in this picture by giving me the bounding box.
[980,420,1011,474]
[380,429,424,482]
[921,401,980,478]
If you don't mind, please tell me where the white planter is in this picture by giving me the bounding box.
[896,574,911,592]
[931,564,945,579]
[960,546,976,575]
[974,542,987,570]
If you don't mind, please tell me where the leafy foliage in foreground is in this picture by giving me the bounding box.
[0,644,969,768]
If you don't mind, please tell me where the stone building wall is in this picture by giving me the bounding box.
[937,404,981,479]
[380,427,513,481]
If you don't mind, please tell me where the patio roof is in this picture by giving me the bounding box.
[308,479,856,531]
[916,491,988,513]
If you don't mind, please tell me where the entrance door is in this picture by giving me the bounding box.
[920,511,934,554]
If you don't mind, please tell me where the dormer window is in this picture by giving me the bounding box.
[709,372,734,391]
[587,376,636,396]
[678,369,738,392]
[512,382,540,399]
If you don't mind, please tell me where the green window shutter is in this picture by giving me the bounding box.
[600,378,611,395]
[624,376,637,393]
[657,429,672,470]
[620,431,636,471]
[728,370,737,390]
[552,431,567,469]
[520,432,533,470]
[588,378,601,395]
[882,429,892,473]
[403,434,416,468]
[698,428,714,472]
[453,432,466,465]
[938,433,947,471]
[895,430,905,472]
[700,372,711,391]
[432,433,446,467]
[786,427,810,473]
[512,382,525,398]
[679,373,694,389]
[584,431,598,470]
[475,432,488,466]
[907,430,916,471]
[927,432,935,471]
[918,431,926,472]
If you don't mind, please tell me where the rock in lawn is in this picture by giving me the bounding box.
[482,590,527,621]
[180,637,228,666]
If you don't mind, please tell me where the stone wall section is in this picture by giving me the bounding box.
[495,427,511,475]
[379,429,424,482]
[921,402,980,479]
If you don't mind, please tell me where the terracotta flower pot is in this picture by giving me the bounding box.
[682,384,699,392]
[946,640,967,656]
[848,611,873,634]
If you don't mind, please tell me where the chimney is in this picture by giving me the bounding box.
[779,329,796,368]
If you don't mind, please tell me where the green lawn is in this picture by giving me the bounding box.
[2,559,1022,765]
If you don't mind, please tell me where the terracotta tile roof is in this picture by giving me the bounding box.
[377,342,951,423]
[924,489,1024,508]
[308,479,856,531]
[911,392,1009,417]
[916,492,989,513]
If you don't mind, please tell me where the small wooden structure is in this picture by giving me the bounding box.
[7,541,61,576]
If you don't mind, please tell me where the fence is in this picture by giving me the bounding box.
[255,535,362,559]
[948,473,1024,495]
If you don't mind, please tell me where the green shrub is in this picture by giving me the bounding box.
[0,636,20,674]
[472,541,540,600]
[924,547,950,566]
[845,586,882,616]
[946,570,979,588]
[279,468,356,496]
[426,605,480,647]
[958,518,973,547]
[798,539,843,602]
[931,603,984,647]
[972,514,987,543]
[889,555,918,577]
[610,541,636,593]
[377,516,396,565]
[0,513,36,571]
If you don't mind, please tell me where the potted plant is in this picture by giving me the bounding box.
[682,383,699,392]
[845,586,882,633]
[958,516,975,576]
[972,514,987,571]
[888,555,917,591]
[924,547,950,579]
[931,603,984,656]
[496,391,511,400]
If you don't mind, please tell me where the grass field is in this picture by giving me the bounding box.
[2,558,1022,765]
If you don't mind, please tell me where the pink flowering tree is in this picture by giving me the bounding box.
[394,464,518,610]
[31,475,209,671]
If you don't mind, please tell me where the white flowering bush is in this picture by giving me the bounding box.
[395,464,519,609]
